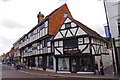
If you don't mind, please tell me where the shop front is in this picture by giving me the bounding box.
[56,54,94,73]
[23,54,54,71]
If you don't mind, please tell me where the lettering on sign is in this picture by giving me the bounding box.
[64,50,80,54]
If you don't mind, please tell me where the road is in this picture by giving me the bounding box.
[1,64,119,80]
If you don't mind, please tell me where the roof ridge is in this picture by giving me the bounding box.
[27,3,67,34]
[46,3,67,18]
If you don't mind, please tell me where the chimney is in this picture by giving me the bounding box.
[37,12,44,23]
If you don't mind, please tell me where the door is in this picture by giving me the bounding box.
[71,57,77,73]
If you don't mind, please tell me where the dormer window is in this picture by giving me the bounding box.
[64,13,67,18]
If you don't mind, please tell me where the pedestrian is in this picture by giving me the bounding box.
[16,62,18,70]
[25,62,27,68]
[94,61,100,75]
[100,60,104,75]
[18,61,20,69]
[35,61,39,70]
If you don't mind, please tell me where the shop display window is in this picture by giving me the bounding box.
[47,55,53,69]
[39,56,43,68]
[58,58,69,71]
[78,57,92,72]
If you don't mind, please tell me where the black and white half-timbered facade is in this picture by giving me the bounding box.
[19,19,54,71]
[18,4,111,73]
[53,17,109,73]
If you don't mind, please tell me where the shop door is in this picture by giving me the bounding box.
[71,58,78,73]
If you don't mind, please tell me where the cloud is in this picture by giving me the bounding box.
[1,19,24,29]
[2,0,11,2]
[0,0,107,55]
[91,24,106,37]
[0,36,15,54]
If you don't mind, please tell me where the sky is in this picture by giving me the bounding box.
[0,0,107,55]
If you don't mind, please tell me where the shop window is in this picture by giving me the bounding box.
[39,56,43,68]
[35,57,38,67]
[78,57,92,72]
[47,56,53,69]
[58,58,69,71]
[64,39,78,49]
[118,23,120,36]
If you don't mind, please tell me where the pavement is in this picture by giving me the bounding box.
[19,66,120,79]
[1,64,120,80]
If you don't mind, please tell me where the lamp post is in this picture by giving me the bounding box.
[98,0,117,75]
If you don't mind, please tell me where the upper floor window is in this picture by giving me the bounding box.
[31,31,34,36]
[23,37,25,42]
[40,23,45,30]
[64,13,67,18]
[65,23,71,29]
[63,38,78,49]
[42,39,47,48]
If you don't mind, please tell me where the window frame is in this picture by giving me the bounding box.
[65,23,71,29]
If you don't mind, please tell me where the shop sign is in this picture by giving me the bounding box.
[64,50,80,54]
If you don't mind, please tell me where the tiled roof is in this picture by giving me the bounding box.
[72,18,102,37]
[70,18,108,42]
[27,3,72,36]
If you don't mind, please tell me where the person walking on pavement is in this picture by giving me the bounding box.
[94,61,100,75]
[35,61,39,70]
[16,62,19,70]
[100,59,104,75]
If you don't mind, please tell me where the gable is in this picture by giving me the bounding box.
[54,17,87,39]
[48,3,73,36]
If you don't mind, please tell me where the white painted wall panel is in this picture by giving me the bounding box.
[45,21,48,27]
[57,48,63,54]
[70,28,77,35]
[55,41,58,47]
[61,24,65,29]
[83,45,90,53]
[79,45,87,51]
[78,38,83,44]
[55,49,60,55]
[84,37,89,43]
[47,42,51,47]
[76,27,86,36]
[48,48,51,53]
[54,32,63,39]
[64,18,71,23]
[60,30,67,37]
[92,47,95,54]
[66,30,72,37]
[71,22,77,27]
[59,41,63,46]
[43,29,44,36]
